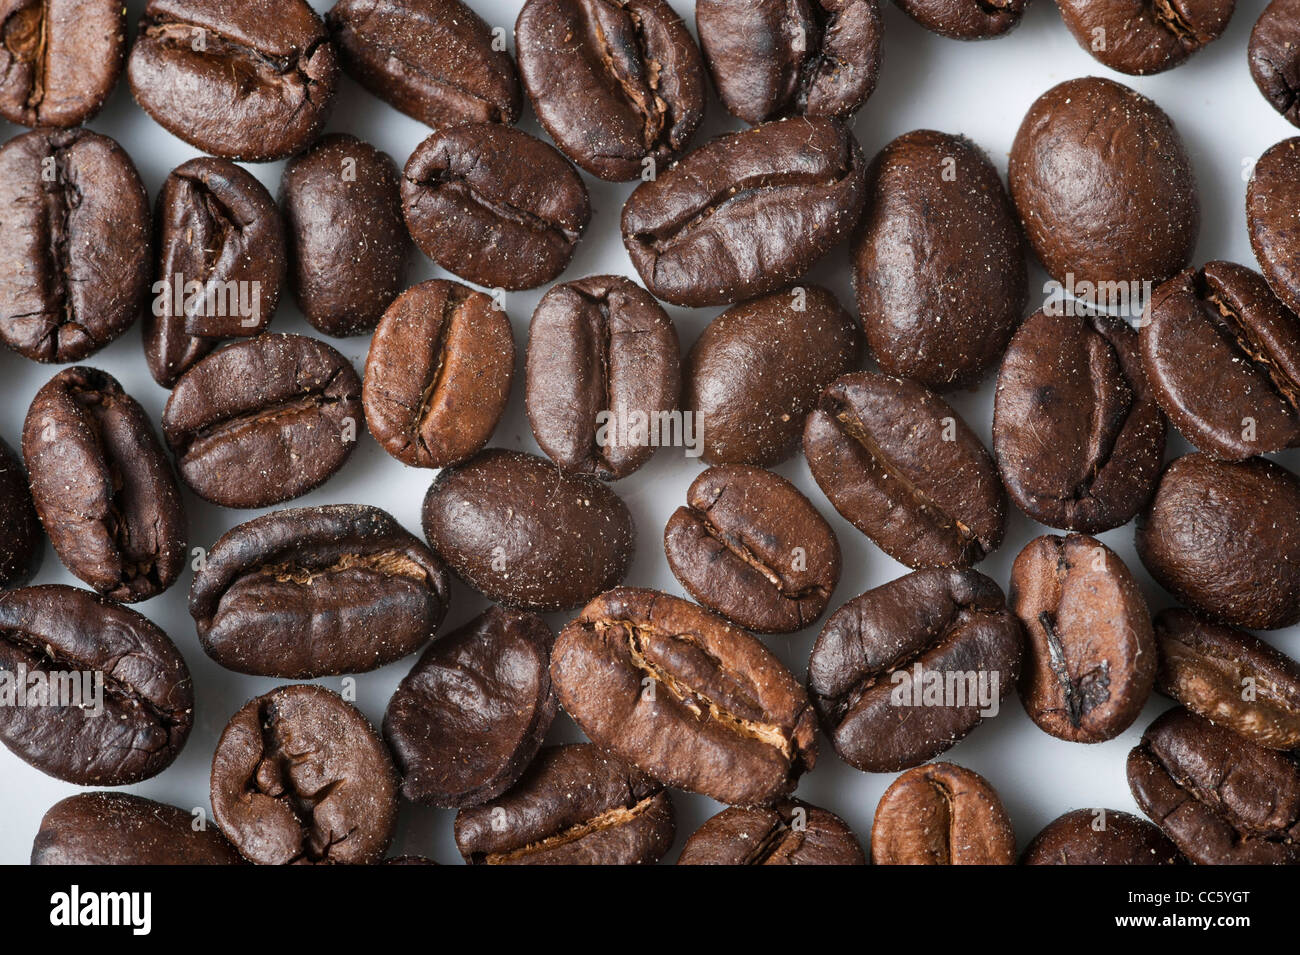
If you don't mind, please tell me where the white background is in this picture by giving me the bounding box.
[1,0,1294,865]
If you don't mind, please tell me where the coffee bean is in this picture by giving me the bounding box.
[0,127,149,363]
[1137,453,1300,630]
[32,793,245,866]
[808,568,1022,773]
[515,0,705,181]
[1251,0,1300,127]
[1057,0,1235,75]
[804,372,1005,569]
[22,367,186,603]
[363,281,514,470]
[422,449,634,612]
[685,285,861,466]
[0,585,193,786]
[281,134,409,337]
[854,129,1026,390]
[327,0,522,128]
[622,116,867,307]
[677,800,865,865]
[162,333,363,509]
[871,762,1016,865]
[190,504,450,678]
[0,435,42,588]
[695,0,882,124]
[994,308,1167,532]
[552,587,818,805]
[384,606,555,808]
[526,275,681,480]
[1021,808,1182,865]
[210,684,398,865]
[454,744,674,865]
[1248,138,1300,319]
[664,465,840,633]
[894,0,1025,38]
[1010,534,1155,743]
[128,0,339,162]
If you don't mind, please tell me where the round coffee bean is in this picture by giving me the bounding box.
[894,0,1025,38]
[1248,138,1300,318]
[1251,0,1300,127]
[32,793,245,866]
[677,800,865,865]
[1057,0,1235,75]
[871,763,1016,865]
[0,435,42,588]
[1022,808,1181,865]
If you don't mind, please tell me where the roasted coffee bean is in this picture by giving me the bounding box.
[32,793,245,866]
[526,275,680,480]
[191,505,450,678]
[1021,808,1181,865]
[894,0,1025,38]
[994,308,1166,532]
[454,744,674,865]
[685,286,861,466]
[384,606,554,808]
[1248,139,1300,319]
[808,568,1022,773]
[695,0,882,124]
[363,281,514,470]
[1137,453,1300,630]
[1009,77,1198,289]
[552,587,817,805]
[210,684,398,865]
[422,449,634,612]
[515,0,705,181]
[1251,0,1300,127]
[803,372,1005,569]
[854,129,1026,390]
[871,762,1016,865]
[677,800,865,865]
[128,0,338,162]
[0,127,149,363]
[0,436,41,588]
[1058,0,1235,75]
[327,0,522,128]
[664,465,840,633]
[281,134,409,337]
[1128,706,1300,865]
[1010,534,1155,743]
[0,585,193,786]
[622,117,867,307]
[162,333,363,509]
[1155,608,1300,750]
[402,123,590,291]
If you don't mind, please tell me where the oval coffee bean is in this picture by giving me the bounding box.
[526,275,681,480]
[1251,0,1300,126]
[515,0,705,181]
[162,333,363,509]
[853,129,1027,390]
[1248,138,1300,318]
[684,285,861,466]
[871,763,1016,865]
[454,744,674,865]
[32,793,244,866]
[1010,534,1155,743]
[1057,0,1235,75]
[190,505,450,678]
[0,127,150,363]
[210,684,398,865]
[622,117,867,307]
[363,281,514,470]
[994,308,1166,532]
[128,0,338,162]
[422,449,634,612]
[803,372,1005,569]
[894,0,1025,38]
[0,585,193,786]
[1137,453,1300,630]
[402,123,590,291]
[552,587,818,805]
[664,465,840,633]
[0,435,42,588]
[677,800,865,865]
[1021,808,1181,865]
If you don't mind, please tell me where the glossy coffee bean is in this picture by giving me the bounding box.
[894,0,1025,38]
[677,800,865,865]
[871,763,1016,865]
[1021,808,1181,865]
[32,793,244,866]
[1057,0,1235,75]
[1251,0,1300,127]
[1248,138,1300,319]
[0,435,42,588]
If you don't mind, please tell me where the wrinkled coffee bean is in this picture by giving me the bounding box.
[1248,138,1300,319]
[1058,0,1235,75]
[1251,0,1300,127]
[871,762,1016,865]
[894,0,1025,38]
[1021,808,1182,865]
[677,799,865,865]
[0,436,41,588]
[32,793,245,866]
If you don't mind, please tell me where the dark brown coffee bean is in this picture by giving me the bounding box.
[1058,0,1235,75]
[994,308,1167,533]
[0,435,42,588]
[422,449,634,612]
[1251,0,1300,126]
[0,585,193,786]
[190,505,450,678]
[211,684,398,865]
[327,0,522,128]
[363,281,514,470]
[871,763,1016,865]
[32,793,245,866]
[1021,808,1182,865]
[677,799,865,865]
[1010,534,1155,743]
[162,333,363,509]
[552,587,818,805]
[664,465,840,633]
[516,0,705,181]
[854,129,1026,390]
[384,606,555,808]
[454,744,675,865]
[622,117,867,307]
[896,0,1025,38]
[1248,138,1300,319]
[804,372,1005,569]
[526,275,680,480]
[0,127,149,363]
